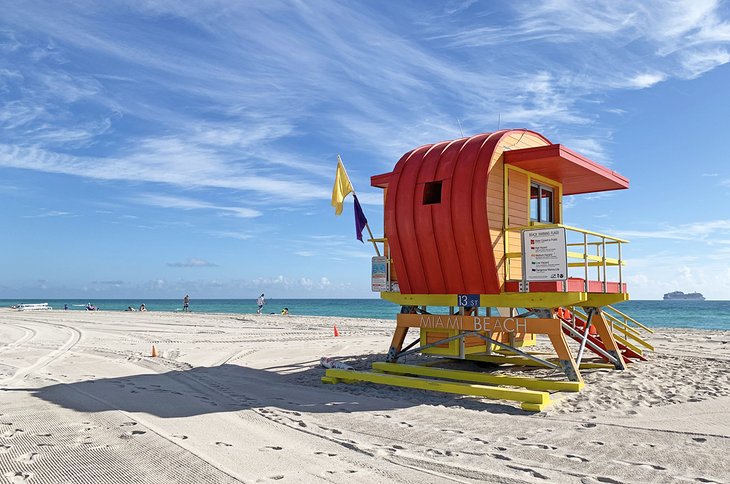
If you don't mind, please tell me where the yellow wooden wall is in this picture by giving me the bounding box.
[487,132,551,288]
[507,169,529,280]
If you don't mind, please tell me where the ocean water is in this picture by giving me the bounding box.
[1,298,729,331]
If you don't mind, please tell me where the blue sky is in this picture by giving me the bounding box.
[1,1,729,300]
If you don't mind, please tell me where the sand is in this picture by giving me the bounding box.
[0,308,728,483]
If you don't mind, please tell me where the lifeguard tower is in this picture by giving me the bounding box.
[323,129,653,411]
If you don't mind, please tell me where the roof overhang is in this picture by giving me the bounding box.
[503,144,629,195]
[371,172,391,189]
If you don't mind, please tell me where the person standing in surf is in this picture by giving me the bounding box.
[256,293,265,314]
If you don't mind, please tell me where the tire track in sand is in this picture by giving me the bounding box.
[0,324,37,355]
[0,320,81,387]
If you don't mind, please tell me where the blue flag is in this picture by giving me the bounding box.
[353,194,368,242]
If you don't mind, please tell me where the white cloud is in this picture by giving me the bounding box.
[208,230,253,240]
[135,194,261,218]
[167,258,218,268]
[0,143,329,204]
[2,0,729,206]
[626,72,666,89]
[616,219,730,241]
[22,210,71,218]
[680,48,730,78]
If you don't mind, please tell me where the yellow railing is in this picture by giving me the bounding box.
[505,224,628,293]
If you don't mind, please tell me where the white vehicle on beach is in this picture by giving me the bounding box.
[12,302,52,311]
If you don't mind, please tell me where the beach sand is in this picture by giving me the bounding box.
[0,309,728,483]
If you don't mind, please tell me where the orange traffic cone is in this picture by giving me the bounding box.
[333,325,340,337]
[151,345,159,357]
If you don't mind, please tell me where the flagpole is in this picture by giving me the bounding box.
[337,155,381,257]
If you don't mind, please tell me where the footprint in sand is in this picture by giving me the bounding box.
[171,434,188,440]
[324,469,358,475]
[631,442,657,448]
[16,453,39,465]
[506,465,548,480]
[564,454,589,463]
[261,446,283,451]
[398,421,413,428]
[692,437,707,443]
[314,451,337,457]
[425,448,456,457]
[614,460,666,471]
[3,429,24,439]
[4,471,33,484]
[471,437,489,444]
[268,476,284,481]
[119,430,146,440]
[520,443,557,450]
[586,475,622,484]
[215,442,233,447]
[491,453,512,461]
[440,428,464,434]
[36,443,54,447]
[376,447,396,457]
[0,445,12,454]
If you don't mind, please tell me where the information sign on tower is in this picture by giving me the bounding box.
[521,227,568,281]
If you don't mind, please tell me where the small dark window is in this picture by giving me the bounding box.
[423,181,442,205]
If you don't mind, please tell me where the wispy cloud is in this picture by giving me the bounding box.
[616,219,730,241]
[2,0,729,205]
[167,258,219,268]
[626,72,666,89]
[289,234,374,260]
[250,274,333,291]
[22,210,71,218]
[208,230,253,241]
[680,48,730,78]
[134,194,261,218]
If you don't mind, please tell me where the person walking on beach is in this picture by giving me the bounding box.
[183,294,190,312]
[257,293,265,314]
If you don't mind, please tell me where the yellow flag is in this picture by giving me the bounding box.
[331,156,353,215]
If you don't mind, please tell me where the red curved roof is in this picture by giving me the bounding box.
[375,129,550,295]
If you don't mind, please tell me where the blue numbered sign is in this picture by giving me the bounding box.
[456,294,480,307]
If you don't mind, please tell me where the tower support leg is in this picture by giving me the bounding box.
[548,330,583,383]
[590,307,626,370]
[386,326,409,362]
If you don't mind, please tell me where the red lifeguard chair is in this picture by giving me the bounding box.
[324,129,653,411]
